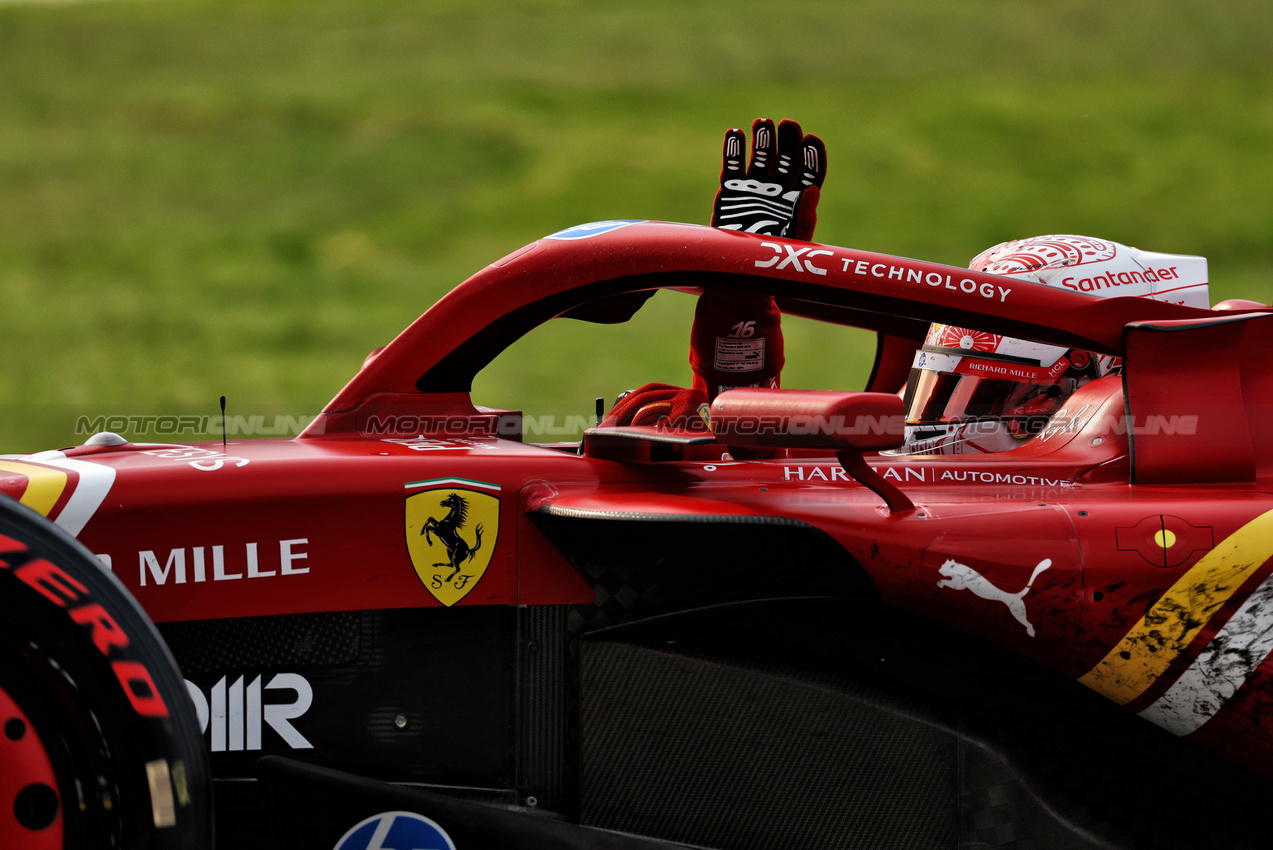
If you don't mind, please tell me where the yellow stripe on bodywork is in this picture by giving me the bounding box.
[1080,508,1273,705]
[0,460,69,517]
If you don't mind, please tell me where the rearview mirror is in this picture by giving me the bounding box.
[709,389,906,452]
[710,389,914,513]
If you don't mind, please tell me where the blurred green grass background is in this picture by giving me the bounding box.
[2,0,1271,449]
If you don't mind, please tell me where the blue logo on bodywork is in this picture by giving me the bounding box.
[546,220,642,240]
[334,811,457,850]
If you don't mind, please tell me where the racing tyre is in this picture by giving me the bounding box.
[0,498,211,849]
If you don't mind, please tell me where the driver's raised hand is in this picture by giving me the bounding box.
[710,118,827,241]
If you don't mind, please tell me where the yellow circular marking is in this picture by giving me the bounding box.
[1154,529,1177,549]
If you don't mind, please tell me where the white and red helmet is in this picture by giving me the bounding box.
[899,235,1210,455]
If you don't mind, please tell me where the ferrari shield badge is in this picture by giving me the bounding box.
[404,479,500,606]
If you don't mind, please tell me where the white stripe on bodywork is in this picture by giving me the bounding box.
[22,450,116,537]
[1138,571,1273,736]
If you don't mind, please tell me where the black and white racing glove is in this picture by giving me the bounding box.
[710,117,827,241]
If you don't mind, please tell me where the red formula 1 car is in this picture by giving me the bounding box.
[5,219,1273,849]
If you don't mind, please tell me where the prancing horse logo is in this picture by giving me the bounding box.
[424,492,484,582]
[405,482,500,607]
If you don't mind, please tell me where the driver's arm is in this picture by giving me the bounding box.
[602,118,826,429]
[693,118,826,400]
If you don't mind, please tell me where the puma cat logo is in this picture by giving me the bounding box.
[937,558,1053,637]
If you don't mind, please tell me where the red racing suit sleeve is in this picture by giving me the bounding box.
[688,289,784,401]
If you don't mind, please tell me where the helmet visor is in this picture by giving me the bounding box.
[904,366,1075,429]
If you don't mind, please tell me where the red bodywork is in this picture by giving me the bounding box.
[5,220,1273,778]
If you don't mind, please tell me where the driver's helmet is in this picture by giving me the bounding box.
[899,234,1210,455]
